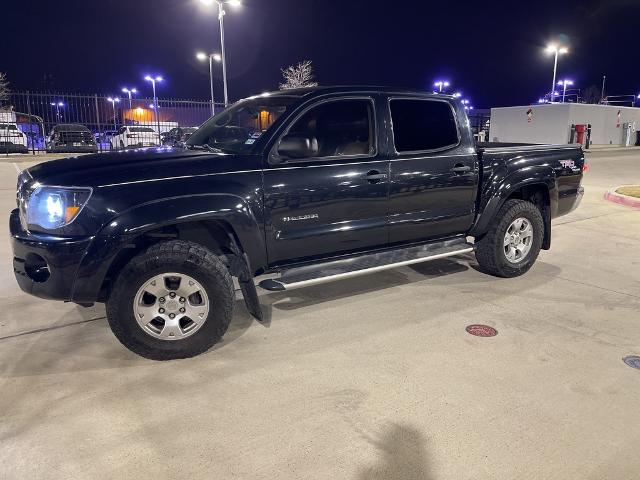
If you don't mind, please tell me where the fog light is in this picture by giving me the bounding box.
[24,253,50,283]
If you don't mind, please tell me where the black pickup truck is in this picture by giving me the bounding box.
[11,86,584,360]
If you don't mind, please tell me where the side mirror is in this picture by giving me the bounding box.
[277,135,318,160]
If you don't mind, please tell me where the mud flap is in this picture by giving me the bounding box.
[226,234,264,321]
[239,276,264,321]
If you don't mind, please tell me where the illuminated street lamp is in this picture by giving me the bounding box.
[199,0,242,106]
[461,99,473,111]
[546,44,568,102]
[196,51,222,116]
[144,75,163,134]
[106,97,120,130]
[121,87,138,109]
[49,101,64,121]
[434,80,450,93]
[557,80,574,103]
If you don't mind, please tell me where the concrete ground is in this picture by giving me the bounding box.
[1,150,639,479]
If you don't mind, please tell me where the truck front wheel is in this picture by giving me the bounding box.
[474,199,544,278]
[106,240,234,360]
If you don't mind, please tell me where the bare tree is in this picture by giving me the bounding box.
[279,60,318,90]
[0,72,9,105]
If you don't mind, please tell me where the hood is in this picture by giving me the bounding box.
[26,147,256,187]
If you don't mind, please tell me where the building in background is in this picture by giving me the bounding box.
[489,103,640,146]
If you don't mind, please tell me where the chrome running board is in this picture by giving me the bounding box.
[258,237,474,292]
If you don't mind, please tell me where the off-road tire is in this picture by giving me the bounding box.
[475,199,544,278]
[106,240,234,360]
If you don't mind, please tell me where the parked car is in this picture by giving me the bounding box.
[46,124,98,153]
[161,126,198,146]
[110,126,161,149]
[0,122,28,154]
[11,86,585,360]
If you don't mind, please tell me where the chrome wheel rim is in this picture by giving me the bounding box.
[133,273,209,341]
[503,217,533,264]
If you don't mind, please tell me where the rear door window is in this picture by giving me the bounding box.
[389,99,459,153]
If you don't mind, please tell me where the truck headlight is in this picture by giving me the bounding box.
[25,186,92,230]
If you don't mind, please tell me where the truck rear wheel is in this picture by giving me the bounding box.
[474,199,544,278]
[106,240,234,360]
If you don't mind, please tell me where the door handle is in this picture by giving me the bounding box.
[365,170,387,183]
[451,164,472,174]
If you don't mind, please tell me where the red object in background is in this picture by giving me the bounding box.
[575,124,587,145]
[465,324,498,337]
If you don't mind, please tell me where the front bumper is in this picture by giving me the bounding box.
[10,209,92,301]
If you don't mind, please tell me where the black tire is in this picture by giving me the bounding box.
[106,240,234,360]
[474,199,544,278]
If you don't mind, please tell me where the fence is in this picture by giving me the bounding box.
[2,91,224,154]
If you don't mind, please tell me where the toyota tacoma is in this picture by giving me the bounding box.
[11,87,585,359]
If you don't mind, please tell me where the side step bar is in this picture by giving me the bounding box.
[258,238,474,292]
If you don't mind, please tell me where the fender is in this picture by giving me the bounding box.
[470,164,557,240]
[71,194,267,304]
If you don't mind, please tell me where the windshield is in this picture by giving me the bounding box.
[0,124,18,130]
[186,95,299,154]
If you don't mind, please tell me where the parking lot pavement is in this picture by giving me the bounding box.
[1,151,639,479]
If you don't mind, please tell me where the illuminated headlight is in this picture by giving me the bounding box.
[25,186,92,230]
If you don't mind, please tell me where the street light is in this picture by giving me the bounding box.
[434,80,450,93]
[144,75,163,135]
[546,44,568,102]
[557,80,574,103]
[106,97,120,130]
[196,51,222,116]
[121,87,138,109]
[49,101,64,121]
[199,0,241,106]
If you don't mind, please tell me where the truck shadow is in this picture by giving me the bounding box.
[260,258,470,319]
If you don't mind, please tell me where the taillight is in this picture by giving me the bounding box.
[583,163,589,173]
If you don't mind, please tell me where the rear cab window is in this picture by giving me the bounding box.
[389,98,459,153]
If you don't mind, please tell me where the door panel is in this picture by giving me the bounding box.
[388,153,477,244]
[386,97,477,245]
[264,160,389,265]
[263,96,389,266]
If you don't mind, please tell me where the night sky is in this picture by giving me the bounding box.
[2,0,639,108]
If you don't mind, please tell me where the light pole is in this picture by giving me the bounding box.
[546,44,568,102]
[557,80,573,103]
[50,102,64,122]
[196,52,222,116]
[434,80,450,93]
[121,87,137,110]
[144,75,163,135]
[200,0,241,107]
[106,97,120,130]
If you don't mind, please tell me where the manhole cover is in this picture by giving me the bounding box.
[466,324,498,337]
[623,356,640,370]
